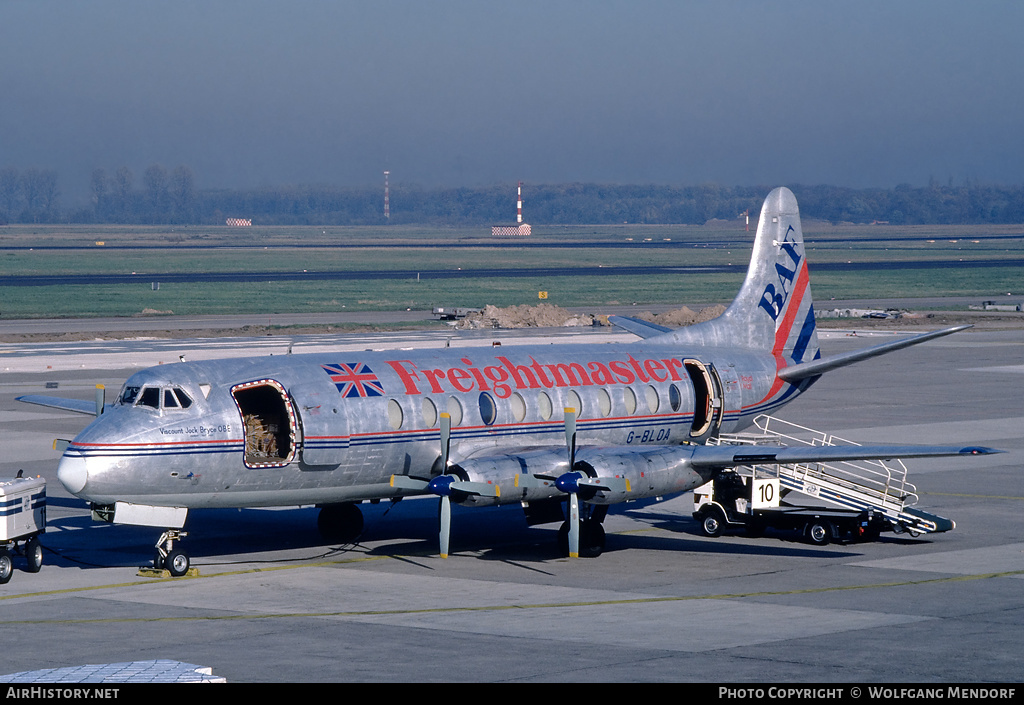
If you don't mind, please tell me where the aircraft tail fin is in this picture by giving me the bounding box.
[660,187,819,365]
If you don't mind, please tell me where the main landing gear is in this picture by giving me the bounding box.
[316,503,364,544]
[153,529,190,577]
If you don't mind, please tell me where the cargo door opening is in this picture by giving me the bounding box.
[684,359,722,440]
[231,379,298,468]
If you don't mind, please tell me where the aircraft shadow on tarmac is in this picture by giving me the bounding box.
[623,507,936,551]
[37,496,935,570]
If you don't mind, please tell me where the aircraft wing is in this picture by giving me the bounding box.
[16,394,103,416]
[688,442,1001,469]
[607,315,673,339]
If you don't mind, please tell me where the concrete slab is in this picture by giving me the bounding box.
[850,542,1024,576]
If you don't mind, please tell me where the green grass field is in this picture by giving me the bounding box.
[0,222,1021,318]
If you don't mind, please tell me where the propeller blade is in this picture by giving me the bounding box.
[95,384,106,417]
[450,480,500,498]
[564,408,577,468]
[390,475,431,491]
[567,493,580,558]
[516,473,555,489]
[440,412,451,470]
[577,476,631,493]
[439,494,451,559]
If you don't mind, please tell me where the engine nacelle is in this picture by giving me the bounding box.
[450,448,570,507]
[449,444,710,508]
[573,445,708,504]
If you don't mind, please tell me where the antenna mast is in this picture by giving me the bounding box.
[517,181,523,224]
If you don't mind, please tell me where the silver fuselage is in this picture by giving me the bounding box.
[57,340,792,509]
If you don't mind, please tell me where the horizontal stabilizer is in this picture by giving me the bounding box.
[16,395,104,416]
[689,442,1001,469]
[607,316,673,339]
[778,325,970,382]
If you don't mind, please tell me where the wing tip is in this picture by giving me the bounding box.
[960,446,1003,455]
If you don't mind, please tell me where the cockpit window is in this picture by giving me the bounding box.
[120,383,195,411]
[138,387,160,409]
[119,386,141,405]
[172,388,193,408]
[162,387,193,409]
[163,389,179,409]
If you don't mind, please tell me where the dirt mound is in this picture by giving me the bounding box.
[455,303,729,330]
[456,304,595,329]
[631,305,727,327]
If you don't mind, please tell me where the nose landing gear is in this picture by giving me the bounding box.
[153,529,192,577]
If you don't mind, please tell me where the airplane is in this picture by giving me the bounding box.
[18,187,999,575]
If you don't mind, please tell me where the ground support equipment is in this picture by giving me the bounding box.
[693,415,954,544]
[0,476,46,583]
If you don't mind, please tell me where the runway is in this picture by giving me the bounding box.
[0,325,1021,683]
[3,257,1024,287]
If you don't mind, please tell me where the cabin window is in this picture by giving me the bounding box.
[231,379,297,468]
[596,388,612,417]
[479,392,497,426]
[566,390,583,418]
[623,387,638,415]
[387,399,404,430]
[422,397,438,427]
[447,396,464,426]
[669,384,681,412]
[645,385,660,413]
[510,392,527,423]
[537,392,553,421]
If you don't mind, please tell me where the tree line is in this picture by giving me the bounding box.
[2,165,1024,226]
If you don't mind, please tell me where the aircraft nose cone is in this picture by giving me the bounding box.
[57,454,89,495]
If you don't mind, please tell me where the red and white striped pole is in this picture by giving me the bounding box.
[517,181,523,224]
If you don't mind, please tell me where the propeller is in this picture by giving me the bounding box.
[515,408,587,557]
[389,412,498,559]
[542,408,630,557]
[436,413,453,558]
[561,408,582,557]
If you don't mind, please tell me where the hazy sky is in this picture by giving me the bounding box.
[3,1,1023,204]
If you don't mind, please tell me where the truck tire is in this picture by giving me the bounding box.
[807,521,832,546]
[0,549,12,584]
[701,507,726,538]
[24,537,42,573]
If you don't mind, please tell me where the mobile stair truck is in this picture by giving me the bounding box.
[0,475,46,583]
[693,415,954,545]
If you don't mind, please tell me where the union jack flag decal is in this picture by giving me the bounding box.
[322,362,385,398]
